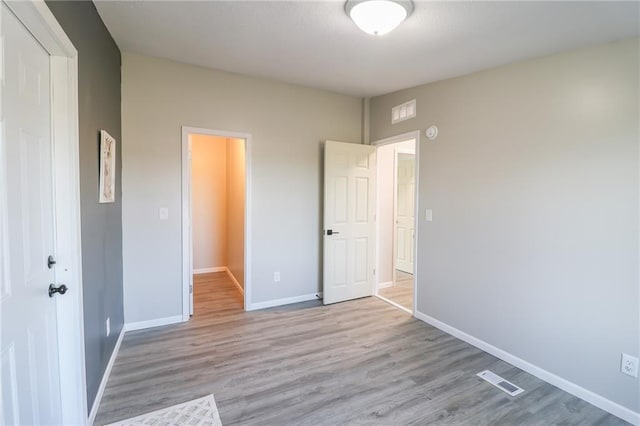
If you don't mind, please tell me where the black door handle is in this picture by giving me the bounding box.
[49,284,68,298]
[326,229,340,236]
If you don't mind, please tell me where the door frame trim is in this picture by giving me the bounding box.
[181,126,252,316]
[3,1,87,424]
[371,130,421,315]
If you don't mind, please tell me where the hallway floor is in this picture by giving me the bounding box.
[378,270,413,311]
[193,271,244,315]
[94,273,626,425]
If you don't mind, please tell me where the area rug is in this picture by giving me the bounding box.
[105,394,222,426]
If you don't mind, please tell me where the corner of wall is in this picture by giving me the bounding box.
[362,97,370,144]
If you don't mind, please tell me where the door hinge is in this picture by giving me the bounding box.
[190,285,193,294]
[373,268,376,276]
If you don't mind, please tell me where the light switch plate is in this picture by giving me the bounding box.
[425,209,433,222]
[159,207,169,220]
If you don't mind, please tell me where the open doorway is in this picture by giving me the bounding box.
[374,132,419,314]
[181,127,251,318]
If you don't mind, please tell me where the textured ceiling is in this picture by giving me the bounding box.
[94,1,639,97]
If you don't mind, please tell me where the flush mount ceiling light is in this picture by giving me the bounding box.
[345,0,413,36]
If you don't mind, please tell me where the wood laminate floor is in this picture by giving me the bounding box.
[95,272,627,425]
[378,270,413,312]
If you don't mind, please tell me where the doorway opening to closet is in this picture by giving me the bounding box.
[374,134,418,314]
[182,127,251,318]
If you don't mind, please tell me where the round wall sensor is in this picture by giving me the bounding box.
[426,125,438,140]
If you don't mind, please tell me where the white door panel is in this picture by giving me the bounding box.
[395,152,415,273]
[323,141,376,305]
[1,3,63,424]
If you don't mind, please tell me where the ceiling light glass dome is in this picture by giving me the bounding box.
[346,0,413,36]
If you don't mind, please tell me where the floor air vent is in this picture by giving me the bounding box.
[477,370,524,396]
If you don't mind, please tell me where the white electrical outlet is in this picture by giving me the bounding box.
[274,272,280,283]
[621,353,638,378]
[106,317,111,337]
[425,209,433,222]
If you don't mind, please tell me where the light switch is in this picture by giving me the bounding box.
[159,207,169,220]
[425,209,433,222]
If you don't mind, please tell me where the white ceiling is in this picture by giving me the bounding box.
[94,1,639,98]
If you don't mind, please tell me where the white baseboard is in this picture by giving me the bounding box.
[377,281,393,289]
[124,315,184,332]
[247,292,323,311]
[87,327,125,425]
[193,266,226,274]
[413,310,640,425]
[225,268,244,295]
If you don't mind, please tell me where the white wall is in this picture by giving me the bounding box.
[370,39,639,415]
[122,53,362,322]
[226,138,245,288]
[376,139,415,285]
[191,134,227,271]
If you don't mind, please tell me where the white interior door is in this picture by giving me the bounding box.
[395,152,415,274]
[1,3,64,424]
[323,141,376,305]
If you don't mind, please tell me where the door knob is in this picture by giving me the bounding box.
[49,284,68,298]
[326,229,340,236]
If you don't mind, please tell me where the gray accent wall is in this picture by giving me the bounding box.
[45,1,123,412]
[369,39,639,412]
